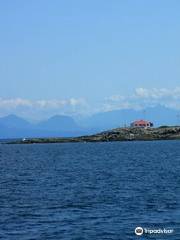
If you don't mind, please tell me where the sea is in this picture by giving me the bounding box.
[0,141,180,240]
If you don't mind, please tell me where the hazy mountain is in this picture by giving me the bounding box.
[81,105,179,131]
[83,109,141,130]
[37,115,80,132]
[0,114,32,129]
[0,114,87,139]
[35,115,87,137]
[143,106,178,126]
[0,106,179,139]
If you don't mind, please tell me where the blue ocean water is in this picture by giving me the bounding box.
[0,141,180,240]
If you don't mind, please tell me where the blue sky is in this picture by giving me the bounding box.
[0,1,180,119]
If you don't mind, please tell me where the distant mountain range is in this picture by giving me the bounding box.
[0,114,87,139]
[0,106,180,139]
[81,105,179,130]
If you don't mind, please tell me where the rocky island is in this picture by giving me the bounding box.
[8,126,180,144]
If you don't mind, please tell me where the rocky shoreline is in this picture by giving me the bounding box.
[7,126,180,144]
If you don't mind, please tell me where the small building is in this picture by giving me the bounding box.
[131,120,153,128]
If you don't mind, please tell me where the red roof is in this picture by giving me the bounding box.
[133,120,150,124]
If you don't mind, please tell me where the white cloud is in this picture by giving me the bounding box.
[1,87,180,119]
[0,98,87,109]
[68,98,87,107]
[135,87,180,99]
[0,97,89,119]
[0,98,33,109]
[106,95,126,102]
[105,87,180,111]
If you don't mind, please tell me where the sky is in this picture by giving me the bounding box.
[0,0,180,119]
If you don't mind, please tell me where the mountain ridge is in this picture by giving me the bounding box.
[0,105,180,138]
